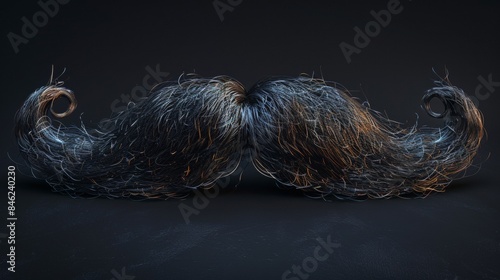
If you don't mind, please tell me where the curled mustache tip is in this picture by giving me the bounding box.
[39,86,77,118]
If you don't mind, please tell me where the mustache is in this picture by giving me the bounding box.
[14,75,484,199]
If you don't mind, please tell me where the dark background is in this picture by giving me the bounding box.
[1,0,499,279]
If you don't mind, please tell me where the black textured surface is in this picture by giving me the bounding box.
[1,0,499,279]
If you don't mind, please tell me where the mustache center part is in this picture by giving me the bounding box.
[14,75,484,199]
